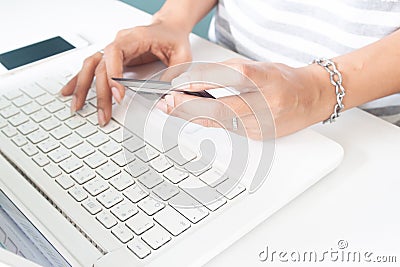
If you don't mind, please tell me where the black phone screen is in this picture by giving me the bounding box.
[0,36,75,70]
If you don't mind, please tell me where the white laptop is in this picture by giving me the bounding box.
[0,7,343,267]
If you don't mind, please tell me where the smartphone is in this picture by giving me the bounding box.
[0,34,89,75]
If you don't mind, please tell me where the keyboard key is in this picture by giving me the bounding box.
[179,176,226,211]
[32,153,50,167]
[96,211,118,229]
[137,197,165,216]
[55,174,75,189]
[72,142,95,159]
[17,121,38,135]
[84,152,107,169]
[11,135,28,147]
[20,84,45,98]
[111,200,138,222]
[40,117,61,131]
[50,125,72,140]
[169,191,209,224]
[36,93,55,106]
[123,136,145,153]
[123,184,149,203]
[109,128,132,143]
[109,171,135,191]
[21,143,39,157]
[135,146,159,162]
[65,116,86,129]
[184,160,212,176]
[37,138,60,153]
[154,206,190,236]
[99,120,120,134]
[86,89,97,100]
[150,156,173,173]
[97,188,123,208]
[216,178,246,200]
[69,186,88,202]
[71,166,96,184]
[138,170,164,189]
[126,212,154,235]
[21,102,41,115]
[128,238,151,259]
[82,198,102,215]
[99,140,122,157]
[86,113,99,125]
[165,146,196,166]
[27,129,49,144]
[199,169,229,187]
[57,94,72,102]
[163,167,189,184]
[84,176,109,196]
[12,95,32,107]
[96,161,121,180]
[87,132,109,147]
[0,98,10,110]
[125,160,149,178]
[4,90,23,100]
[153,182,179,201]
[77,103,96,117]
[111,224,134,243]
[48,147,71,163]
[54,107,73,121]
[45,100,64,113]
[2,126,18,138]
[61,133,83,149]
[141,224,171,250]
[8,113,29,127]
[1,106,20,119]
[59,156,83,174]
[111,151,135,167]
[76,124,98,138]
[44,163,62,178]
[0,117,7,128]
[36,78,63,95]
[30,109,51,123]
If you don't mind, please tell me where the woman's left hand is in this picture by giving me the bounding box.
[160,59,333,139]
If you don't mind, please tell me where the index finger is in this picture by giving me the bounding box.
[103,45,125,103]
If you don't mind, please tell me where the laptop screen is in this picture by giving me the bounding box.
[0,190,71,267]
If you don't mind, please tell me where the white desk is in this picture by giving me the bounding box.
[1,1,400,266]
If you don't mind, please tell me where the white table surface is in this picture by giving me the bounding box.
[1,1,400,266]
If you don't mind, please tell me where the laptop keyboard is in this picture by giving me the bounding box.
[0,73,246,260]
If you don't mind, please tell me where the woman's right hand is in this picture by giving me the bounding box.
[60,20,192,126]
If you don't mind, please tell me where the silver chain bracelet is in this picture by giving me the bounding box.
[312,58,346,124]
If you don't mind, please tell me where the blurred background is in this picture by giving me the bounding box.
[121,0,214,39]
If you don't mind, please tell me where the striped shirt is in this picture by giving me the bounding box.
[210,0,400,126]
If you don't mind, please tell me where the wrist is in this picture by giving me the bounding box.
[304,63,337,124]
[152,10,194,34]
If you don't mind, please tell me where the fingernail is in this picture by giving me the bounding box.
[70,96,77,114]
[98,108,106,127]
[111,87,122,104]
[165,95,175,107]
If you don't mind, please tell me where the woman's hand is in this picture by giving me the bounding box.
[162,59,333,139]
[60,20,192,126]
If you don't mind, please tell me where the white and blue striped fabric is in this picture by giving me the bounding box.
[209,0,400,125]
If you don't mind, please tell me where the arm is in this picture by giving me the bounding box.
[311,29,400,119]
[164,29,400,138]
[153,0,217,34]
